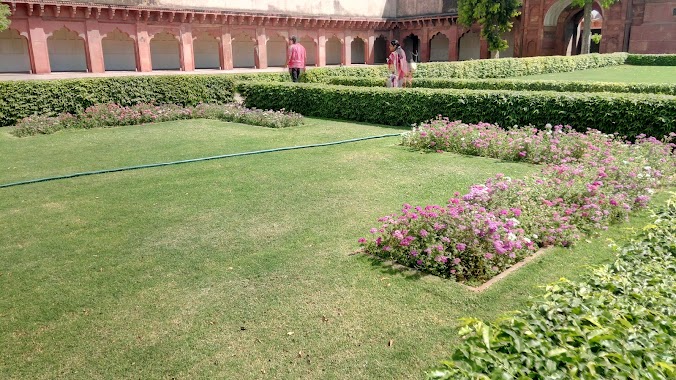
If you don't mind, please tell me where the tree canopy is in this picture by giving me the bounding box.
[0,4,10,31]
[458,0,522,58]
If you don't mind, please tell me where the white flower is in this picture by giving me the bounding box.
[644,166,651,171]
[507,233,517,242]
[647,188,655,194]
[508,218,520,226]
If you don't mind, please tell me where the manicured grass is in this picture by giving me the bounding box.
[0,119,667,379]
[510,65,676,83]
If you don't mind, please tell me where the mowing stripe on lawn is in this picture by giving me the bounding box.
[0,133,402,189]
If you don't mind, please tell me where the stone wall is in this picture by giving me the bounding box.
[397,0,457,17]
[71,0,398,17]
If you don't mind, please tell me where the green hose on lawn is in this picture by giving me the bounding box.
[0,133,402,189]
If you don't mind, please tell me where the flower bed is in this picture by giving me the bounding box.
[10,103,304,137]
[359,118,675,283]
[428,197,676,379]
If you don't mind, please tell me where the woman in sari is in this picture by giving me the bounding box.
[386,40,409,88]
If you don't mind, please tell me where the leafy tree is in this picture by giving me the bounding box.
[0,4,10,31]
[571,0,620,54]
[458,0,522,58]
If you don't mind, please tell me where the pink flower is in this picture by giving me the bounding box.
[456,243,466,252]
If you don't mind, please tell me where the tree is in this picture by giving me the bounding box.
[0,4,10,31]
[570,0,620,54]
[458,0,522,58]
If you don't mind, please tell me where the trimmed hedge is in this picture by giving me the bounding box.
[0,75,236,127]
[326,76,676,95]
[429,198,676,379]
[238,82,676,137]
[303,53,628,82]
[627,54,676,66]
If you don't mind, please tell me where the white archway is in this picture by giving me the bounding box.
[326,36,342,65]
[232,34,255,68]
[299,37,317,66]
[0,29,30,72]
[430,33,450,62]
[102,29,136,71]
[267,35,287,67]
[193,33,220,69]
[150,32,180,70]
[48,28,87,72]
[351,37,366,64]
[458,31,480,61]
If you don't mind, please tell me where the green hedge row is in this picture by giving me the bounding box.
[238,82,676,137]
[626,54,676,66]
[303,53,629,82]
[429,198,676,379]
[0,75,236,127]
[326,76,676,95]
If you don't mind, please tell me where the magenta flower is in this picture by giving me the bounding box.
[456,243,466,252]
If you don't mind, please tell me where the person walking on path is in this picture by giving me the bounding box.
[386,40,409,88]
[287,36,306,82]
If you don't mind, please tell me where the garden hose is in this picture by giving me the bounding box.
[0,133,402,189]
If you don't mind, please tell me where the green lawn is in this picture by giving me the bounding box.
[510,65,676,83]
[0,119,666,379]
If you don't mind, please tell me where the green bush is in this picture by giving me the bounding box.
[429,198,676,379]
[0,75,235,127]
[238,82,676,137]
[626,54,676,66]
[326,76,676,95]
[303,53,628,83]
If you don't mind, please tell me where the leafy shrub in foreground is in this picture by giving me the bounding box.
[626,53,676,66]
[428,197,676,379]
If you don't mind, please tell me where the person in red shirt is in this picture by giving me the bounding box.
[286,36,307,82]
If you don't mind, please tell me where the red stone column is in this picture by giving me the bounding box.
[318,29,326,67]
[366,30,375,64]
[449,24,459,61]
[26,17,51,74]
[220,26,233,70]
[343,33,352,65]
[480,38,490,59]
[256,27,268,69]
[136,23,152,72]
[180,24,195,71]
[420,29,430,62]
[85,19,105,73]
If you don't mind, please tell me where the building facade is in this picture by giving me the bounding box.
[0,0,674,74]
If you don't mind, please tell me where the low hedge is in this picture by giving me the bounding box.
[627,53,676,66]
[429,198,676,379]
[326,76,676,95]
[0,75,236,127]
[238,82,676,137]
[303,53,628,82]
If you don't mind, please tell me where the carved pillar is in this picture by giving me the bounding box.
[449,24,459,61]
[366,30,375,64]
[220,26,233,70]
[256,27,267,69]
[85,19,105,73]
[26,17,51,74]
[136,23,152,72]
[343,32,352,65]
[318,29,326,67]
[179,24,194,71]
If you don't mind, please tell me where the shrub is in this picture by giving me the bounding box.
[10,103,304,137]
[428,197,676,379]
[238,82,676,137]
[0,75,235,127]
[361,120,675,282]
[302,65,390,83]
[326,76,676,95]
[626,53,676,66]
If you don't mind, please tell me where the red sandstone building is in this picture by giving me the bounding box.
[0,0,674,74]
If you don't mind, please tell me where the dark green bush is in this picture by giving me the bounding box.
[429,198,676,379]
[0,75,235,127]
[303,53,628,83]
[326,76,676,95]
[626,54,676,66]
[238,82,676,136]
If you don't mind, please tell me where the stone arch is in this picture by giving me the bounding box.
[47,27,87,72]
[150,32,180,70]
[374,35,388,64]
[299,36,317,66]
[0,29,31,73]
[403,33,419,62]
[501,31,515,58]
[326,35,342,65]
[231,33,256,68]
[458,30,480,61]
[267,34,287,67]
[351,37,366,64]
[429,32,450,62]
[193,32,220,69]
[102,29,137,71]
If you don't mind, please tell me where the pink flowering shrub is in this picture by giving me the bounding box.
[10,103,304,136]
[362,119,675,282]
